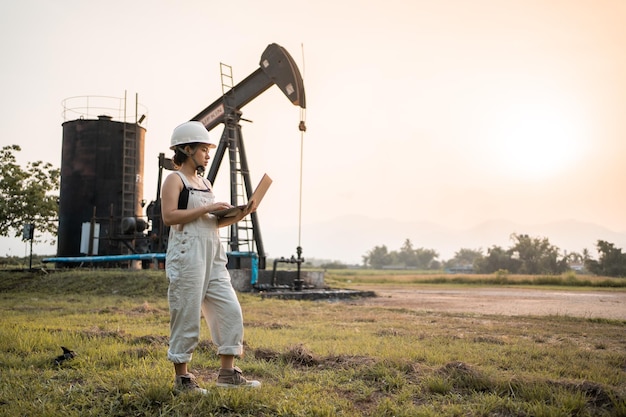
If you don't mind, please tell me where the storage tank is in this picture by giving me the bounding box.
[57,96,147,258]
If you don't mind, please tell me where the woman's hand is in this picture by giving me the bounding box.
[216,200,257,228]
[242,199,258,216]
[206,202,233,214]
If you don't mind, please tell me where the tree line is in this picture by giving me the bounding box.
[362,234,626,278]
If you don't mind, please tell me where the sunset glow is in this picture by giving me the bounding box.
[1,0,625,261]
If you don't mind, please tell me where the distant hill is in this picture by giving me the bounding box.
[267,216,626,265]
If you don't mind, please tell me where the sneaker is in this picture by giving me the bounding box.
[174,373,208,394]
[216,367,261,388]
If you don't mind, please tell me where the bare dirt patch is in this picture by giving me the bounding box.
[354,286,626,320]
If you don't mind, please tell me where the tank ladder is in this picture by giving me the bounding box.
[121,124,138,218]
[118,122,139,257]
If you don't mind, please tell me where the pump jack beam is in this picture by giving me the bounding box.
[192,43,305,132]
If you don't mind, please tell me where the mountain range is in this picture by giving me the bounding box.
[269,216,626,265]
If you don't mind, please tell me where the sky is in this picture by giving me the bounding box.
[1,0,625,263]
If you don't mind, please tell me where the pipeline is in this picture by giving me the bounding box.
[42,253,166,263]
[269,246,305,291]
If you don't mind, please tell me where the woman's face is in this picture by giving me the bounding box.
[190,144,211,168]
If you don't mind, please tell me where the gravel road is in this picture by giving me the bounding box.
[357,287,626,320]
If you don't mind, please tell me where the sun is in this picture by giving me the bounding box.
[486,97,588,181]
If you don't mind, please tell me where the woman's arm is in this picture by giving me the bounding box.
[161,173,231,226]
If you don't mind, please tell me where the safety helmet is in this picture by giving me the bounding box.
[170,121,216,150]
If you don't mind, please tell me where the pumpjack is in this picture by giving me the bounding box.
[148,43,306,270]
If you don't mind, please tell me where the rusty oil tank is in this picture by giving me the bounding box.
[57,112,146,257]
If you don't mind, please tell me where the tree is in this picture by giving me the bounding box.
[474,245,519,274]
[444,248,483,271]
[414,247,439,270]
[581,248,592,263]
[398,238,416,267]
[362,240,440,270]
[0,145,60,241]
[586,240,626,277]
[362,245,392,269]
[566,251,583,264]
[509,233,568,275]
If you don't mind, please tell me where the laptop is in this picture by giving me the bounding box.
[210,173,273,218]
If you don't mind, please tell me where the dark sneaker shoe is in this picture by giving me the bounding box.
[216,367,261,388]
[174,373,208,394]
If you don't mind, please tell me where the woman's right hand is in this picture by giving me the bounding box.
[207,202,233,213]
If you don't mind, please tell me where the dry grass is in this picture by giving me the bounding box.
[325,268,626,288]
[0,269,625,416]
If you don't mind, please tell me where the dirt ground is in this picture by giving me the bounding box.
[355,286,626,320]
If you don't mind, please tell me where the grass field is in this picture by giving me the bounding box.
[0,269,625,416]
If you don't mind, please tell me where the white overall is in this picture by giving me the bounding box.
[166,171,244,364]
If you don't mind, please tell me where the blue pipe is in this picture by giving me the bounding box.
[42,253,166,263]
[43,252,259,285]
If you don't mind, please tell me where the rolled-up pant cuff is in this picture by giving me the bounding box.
[217,345,243,356]
[168,351,193,364]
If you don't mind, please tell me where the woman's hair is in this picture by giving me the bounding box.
[172,143,199,166]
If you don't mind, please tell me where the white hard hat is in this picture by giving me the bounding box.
[170,121,216,150]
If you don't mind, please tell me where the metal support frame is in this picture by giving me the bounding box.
[207,112,266,268]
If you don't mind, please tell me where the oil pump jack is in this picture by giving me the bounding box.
[148,43,306,272]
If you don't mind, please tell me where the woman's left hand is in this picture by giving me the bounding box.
[242,199,258,216]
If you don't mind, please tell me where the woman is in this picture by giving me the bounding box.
[160,121,260,392]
